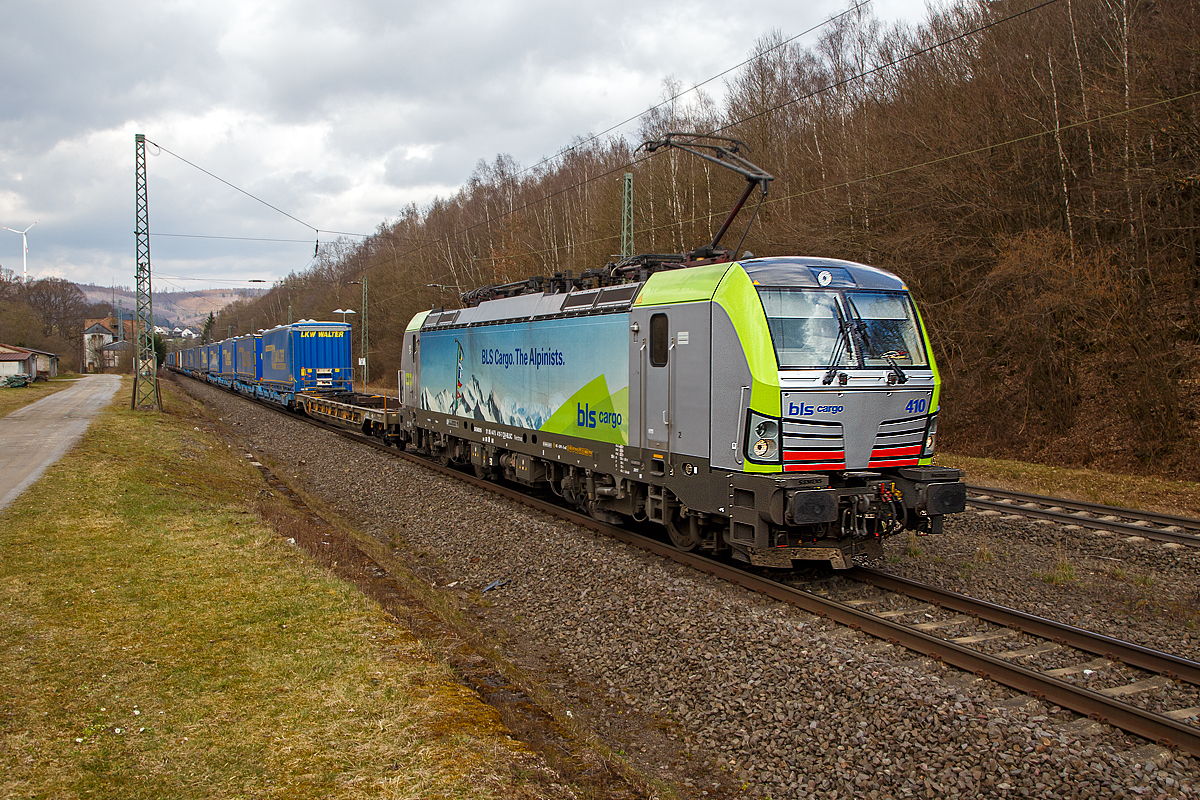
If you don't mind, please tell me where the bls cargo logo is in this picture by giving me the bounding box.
[788,402,844,416]
[577,403,623,429]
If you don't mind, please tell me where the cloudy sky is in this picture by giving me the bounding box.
[0,0,933,294]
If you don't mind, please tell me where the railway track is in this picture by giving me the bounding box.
[186,378,1200,758]
[967,484,1200,547]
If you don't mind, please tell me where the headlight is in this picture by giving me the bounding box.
[746,412,781,463]
[922,412,939,457]
[753,437,777,459]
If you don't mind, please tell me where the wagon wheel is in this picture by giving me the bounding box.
[666,509,700,552]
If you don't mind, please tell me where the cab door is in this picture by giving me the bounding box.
[400,331,420,407]
[629,308,672,459]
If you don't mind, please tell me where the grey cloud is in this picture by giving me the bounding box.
[0,0,912,288]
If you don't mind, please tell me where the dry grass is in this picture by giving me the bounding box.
[938,452,1200,519]
[0,380,559,799]
[0,376,76,417]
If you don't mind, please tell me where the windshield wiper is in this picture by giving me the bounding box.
[822,304,852,385]
[846,297,907,385]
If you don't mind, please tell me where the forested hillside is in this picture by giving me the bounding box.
[216,0,1200,478]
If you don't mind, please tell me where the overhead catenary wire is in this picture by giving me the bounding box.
[146,140,318,232]
[510,2,870,183]
[152,233,315,244]
[405,87,1200,285]
[360,0,1076,301]
[155,3,876,271]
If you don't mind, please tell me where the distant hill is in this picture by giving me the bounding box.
[78,285,267,328]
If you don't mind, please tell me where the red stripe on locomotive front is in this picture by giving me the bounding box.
[869,445,922,459]
[783,450,846,462]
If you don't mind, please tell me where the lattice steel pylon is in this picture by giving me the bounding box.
[621,172,633,257]
[132,134,161,410]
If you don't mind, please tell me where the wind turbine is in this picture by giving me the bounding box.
[2,220,38,284]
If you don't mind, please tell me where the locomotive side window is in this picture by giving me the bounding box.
[649,313,669,366]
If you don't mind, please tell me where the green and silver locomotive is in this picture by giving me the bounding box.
[396,134,963,568]
[398,254,964,568]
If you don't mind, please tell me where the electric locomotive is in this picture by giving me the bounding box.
[397,252,964,568]
[393,134,963,568]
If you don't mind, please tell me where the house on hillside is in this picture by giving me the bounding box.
[101,340,131,370]
[83,316,134,373]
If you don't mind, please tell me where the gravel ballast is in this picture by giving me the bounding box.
[181,377,1200,799]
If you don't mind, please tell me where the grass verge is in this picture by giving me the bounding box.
[0,378,557,799]
[938,452,1200,518]
[0,375,77,417]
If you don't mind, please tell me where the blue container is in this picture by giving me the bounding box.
[220,339,237,378]
[260,321,352,393]
[235,335,262,382]
[206,343,222,375]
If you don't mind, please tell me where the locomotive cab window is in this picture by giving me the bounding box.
[649,313,669,367]
[757,288,928,369]
[843,292,928,367]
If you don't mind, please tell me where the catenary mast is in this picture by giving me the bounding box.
[132,134,161,410]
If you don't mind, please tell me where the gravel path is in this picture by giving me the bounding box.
[182,377,1200,799]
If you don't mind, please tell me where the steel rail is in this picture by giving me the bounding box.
[321,421,1200,755]
[849,567,1200,685]
[966,485,1200,531]
[178,375,1200,757]
[968,497,1200,548]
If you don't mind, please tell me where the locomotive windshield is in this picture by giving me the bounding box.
[757,288,929,370]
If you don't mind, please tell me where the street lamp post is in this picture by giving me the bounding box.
[346,278,367,386]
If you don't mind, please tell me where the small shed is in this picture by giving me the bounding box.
[17,347,59,379]
[0,347,37,379]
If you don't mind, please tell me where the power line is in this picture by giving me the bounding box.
[153,232,314,243]
[512,3,869,182]
[314,4,890,276]
[407,87,1200,281]
[138,5,890,266]
[360,0,1072,297]
[155,271,272,285]
[146,140,317,232]
[712,0,1064,136]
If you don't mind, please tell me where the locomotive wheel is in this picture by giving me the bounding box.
[666,510,700,552]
